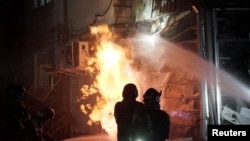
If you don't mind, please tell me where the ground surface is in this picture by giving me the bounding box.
[63,134,116,141]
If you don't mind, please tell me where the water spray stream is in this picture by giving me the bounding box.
[79,25,250,139]
[131,33,250,103]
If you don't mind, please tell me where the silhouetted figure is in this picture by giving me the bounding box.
[114,83,148,141]
[143,88,170,141]
[1,84,31,141]
[24,107,56,141]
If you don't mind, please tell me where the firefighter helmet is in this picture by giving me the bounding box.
[122,83,138,99]
[143,88,161,104]
[6,84,26,100]
[39,107,55,121]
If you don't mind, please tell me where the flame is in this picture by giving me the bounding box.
[80,24,137,136]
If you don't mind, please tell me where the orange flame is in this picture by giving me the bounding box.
[80,24,137,136]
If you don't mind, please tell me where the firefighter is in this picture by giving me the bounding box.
[1,84,31,141]
[27,107,56,141]
[114,83,148,141]
[143,88,170,141]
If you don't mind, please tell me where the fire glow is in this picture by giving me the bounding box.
[78,23,250,139]
[80,24,137,136]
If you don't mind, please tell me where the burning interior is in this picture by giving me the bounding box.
[76,21,201,140]
[18,0,250,141]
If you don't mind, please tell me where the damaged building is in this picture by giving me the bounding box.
[1,0,250,141]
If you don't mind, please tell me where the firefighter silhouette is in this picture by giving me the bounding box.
[1,84,31,141]
[114,83,149,141]
[143,88,170,141]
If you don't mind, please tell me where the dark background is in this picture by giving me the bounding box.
[0,0,26,102]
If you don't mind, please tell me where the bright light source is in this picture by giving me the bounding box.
[134,138,143,141]
[192,5,199,13]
